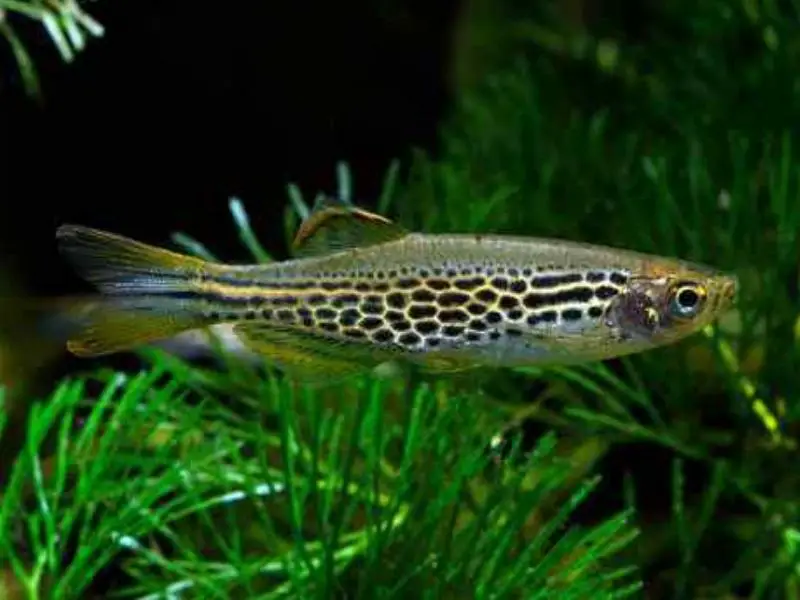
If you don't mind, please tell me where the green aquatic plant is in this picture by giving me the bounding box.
[5,2,800,597]
[0,0,103,97]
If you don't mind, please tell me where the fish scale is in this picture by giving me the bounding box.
[53,200,738,382]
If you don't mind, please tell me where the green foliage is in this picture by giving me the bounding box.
[5,1,800,598]
[0,334,641,597]
[0,0,103,97]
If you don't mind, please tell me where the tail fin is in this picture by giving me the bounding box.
[55,225,214,356]
[56,224,208,295]
[53,296,210,357]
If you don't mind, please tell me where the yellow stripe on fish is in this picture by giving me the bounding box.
[54,199,738,383]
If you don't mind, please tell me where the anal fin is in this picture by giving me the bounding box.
[232,322,390,384]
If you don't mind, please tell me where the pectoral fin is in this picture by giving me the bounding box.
[407,352,481,375]
[232,322,391,384]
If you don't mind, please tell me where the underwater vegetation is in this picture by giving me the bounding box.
[3,1,800,598]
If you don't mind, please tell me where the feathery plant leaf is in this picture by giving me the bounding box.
[109,350,641,598]
[0,0,103,97]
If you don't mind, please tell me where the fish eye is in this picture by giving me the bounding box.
[669,282,706,319]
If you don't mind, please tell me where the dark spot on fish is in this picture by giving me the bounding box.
[373,282,390,292]
[301,317,314,327]
[332,293,360,308]
[393,320,412,332]
[260,309,273,320]
[506,328,523,337]
[415,320,439,334]
[307,294,327,305]
[340,308,360,326]
[523,287,594,309]
[465,331,482,342]
[508,309,524,320]
[354,282,371,292]
[595,286,618,300]
[586,271,606,283]
[386,292,407,309]
[359,317,383,330]
[541,310,558,323]
[271,296,298,307]
[398,331,422,346]
[244,310,257,320]
[411,288,436,303]
[609,272,628,285]
[321,280,348,291]
[475,288,498,303]
[427,278,450,291]
[437,291,470,307]
[561,308,583,321]
[455,276,485,291]
[469,319,488,332]
[386,310,405,322]
[588,306,604,319]
[467,302,487,316]
[315,307,336,321]
[409,304,437,319]
[442,325,464,337]
[509,279,527,294]
[499,295,519,310]
[489,330,502,340]
[438,309,469,323]
[396,277,420,289]
[491,277,509,290]
[361,299,384,315]
[372,328,394,343]
[485,311,503,325]
[527,310,558,327]
[530,273,583,288]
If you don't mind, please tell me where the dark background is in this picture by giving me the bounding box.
[0,0,459,296]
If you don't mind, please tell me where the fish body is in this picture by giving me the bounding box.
[55,202,738,381]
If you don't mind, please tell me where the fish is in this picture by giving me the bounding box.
[54,200,738,383]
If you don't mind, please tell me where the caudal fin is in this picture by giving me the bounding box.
[55,225,213,356]
[56,224,208,295]
[55,296,209,357]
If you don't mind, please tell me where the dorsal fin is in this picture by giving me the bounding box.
[291,198,409,258]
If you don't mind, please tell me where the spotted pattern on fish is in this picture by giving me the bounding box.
[193,266,630,353]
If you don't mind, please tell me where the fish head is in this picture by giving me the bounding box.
[604,259,738,351]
